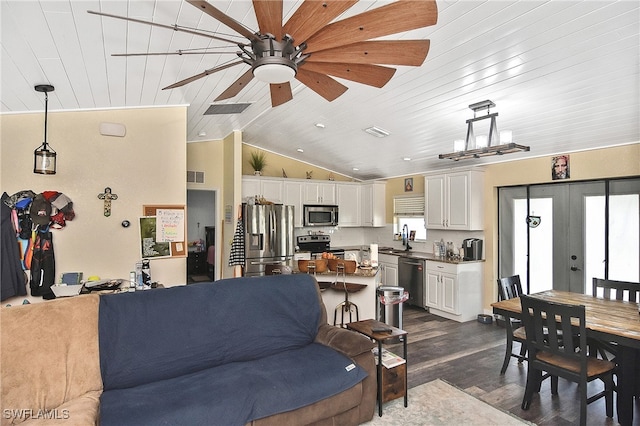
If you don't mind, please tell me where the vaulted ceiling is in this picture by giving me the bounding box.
[2,1,638,180]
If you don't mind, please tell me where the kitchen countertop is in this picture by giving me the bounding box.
[376,248,484,264]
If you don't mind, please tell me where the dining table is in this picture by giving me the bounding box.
[492,290,640,426]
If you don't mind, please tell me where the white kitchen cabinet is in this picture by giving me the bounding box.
[361,182,386,227]
[304,182,336,205]
[378,254,399,287]
[424,170,484,230]
[425,260,483,322]
[283,180,304,227]
[242,176,283,204]
[336,182,361,227]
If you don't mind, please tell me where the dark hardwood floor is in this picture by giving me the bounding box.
[382,305,639,426]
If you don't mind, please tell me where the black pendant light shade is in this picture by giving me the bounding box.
[34,84,56,175]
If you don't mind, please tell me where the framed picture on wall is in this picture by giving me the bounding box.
[551,155,570,180]
[404,178,413,192]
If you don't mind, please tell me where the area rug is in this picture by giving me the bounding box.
[363,379,534,425]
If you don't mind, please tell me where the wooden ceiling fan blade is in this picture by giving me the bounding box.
[87,10,239,44]
[215,69,255,101]
[269,82,293,107]
[296,68,348,102]
[163,60,244,90]
[306,40,431,66]
[305,0,437,53]
[253,0,283,40]
[187,0,260,42]
[283,1,356,46]
[300,63,395,88]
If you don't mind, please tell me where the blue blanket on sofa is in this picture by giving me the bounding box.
[98,274,368,425]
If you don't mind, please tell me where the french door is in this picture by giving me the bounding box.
[498,178,640,294]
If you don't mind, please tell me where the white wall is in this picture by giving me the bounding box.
[1,106,187,304]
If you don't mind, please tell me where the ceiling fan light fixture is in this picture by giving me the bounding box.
[253,63,296,83]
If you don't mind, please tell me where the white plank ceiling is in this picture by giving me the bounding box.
[1,0,638,180]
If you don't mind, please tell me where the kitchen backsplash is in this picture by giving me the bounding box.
[294,225,484,255]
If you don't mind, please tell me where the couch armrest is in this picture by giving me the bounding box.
[315,324,375,358]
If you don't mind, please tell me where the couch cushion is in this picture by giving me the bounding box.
[99,342,368,426]
[98,274,322,390]
[1,295,102,423]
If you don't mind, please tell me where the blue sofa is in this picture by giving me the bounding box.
[98,274,376,425]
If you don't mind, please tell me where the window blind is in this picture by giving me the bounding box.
[394,196,425,216]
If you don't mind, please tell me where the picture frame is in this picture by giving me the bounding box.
[404,178,413,192]
[551,155,570,180]
[409,230,416,241]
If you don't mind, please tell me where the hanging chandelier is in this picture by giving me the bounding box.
[439,100,530,161]
[33,84,56,174]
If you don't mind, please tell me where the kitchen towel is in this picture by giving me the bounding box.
[370,243,378,267]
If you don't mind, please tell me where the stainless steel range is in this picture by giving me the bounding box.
[296,235,345,259]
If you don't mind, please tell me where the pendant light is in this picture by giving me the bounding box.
[33,84,56,174]
[439,100,529,161]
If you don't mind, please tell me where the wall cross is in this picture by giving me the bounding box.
[98,187,118,217]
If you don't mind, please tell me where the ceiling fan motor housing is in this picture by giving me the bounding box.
[251,35,299,83]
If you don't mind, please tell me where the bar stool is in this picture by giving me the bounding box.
[333,264,359,327]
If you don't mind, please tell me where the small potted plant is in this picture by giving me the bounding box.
[249,150,267,175]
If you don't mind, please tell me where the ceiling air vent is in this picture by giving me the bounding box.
[363,126,390,138]
[204,103,252,115]
[187,170,205,184]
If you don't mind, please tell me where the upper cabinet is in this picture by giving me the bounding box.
[242,177,283,204]
[304,182,336,205]
[361,182,386,227]
[242,177,386,228]
[425,170,484,230]
[336,182,361,227]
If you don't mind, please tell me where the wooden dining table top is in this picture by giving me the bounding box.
[491,290,640,344]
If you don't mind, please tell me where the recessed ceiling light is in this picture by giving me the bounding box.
[315,123,325,129]
[198,131,207,137]
[297,148,304,153]
[352,167,359,171]
[403,157,411,161]
[363,126,390,138]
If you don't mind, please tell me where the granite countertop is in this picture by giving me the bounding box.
[376,249,484,264]
[293,267,379,278]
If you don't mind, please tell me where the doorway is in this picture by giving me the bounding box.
[498,178,640,294]
[186,190,217,283]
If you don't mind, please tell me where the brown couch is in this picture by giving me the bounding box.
[1,275,376,425]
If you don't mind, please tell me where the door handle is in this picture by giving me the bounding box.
[570,265,582,271]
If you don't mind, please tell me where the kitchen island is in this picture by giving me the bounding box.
[297,268,381,325]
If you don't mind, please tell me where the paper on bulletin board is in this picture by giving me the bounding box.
[156,209,185,242]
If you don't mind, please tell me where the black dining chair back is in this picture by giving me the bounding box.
[520,295,615,426]
[498,275,524,301]
[497,275,527,374]
[592,277,640,302]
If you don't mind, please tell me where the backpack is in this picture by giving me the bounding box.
[30,231,56,299]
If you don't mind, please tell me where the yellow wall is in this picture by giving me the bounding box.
[242,144,353,182]
[1,106,187,304]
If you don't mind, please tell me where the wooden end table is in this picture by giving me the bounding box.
[346,318,408,417]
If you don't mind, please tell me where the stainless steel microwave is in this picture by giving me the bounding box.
[303,204,339,227]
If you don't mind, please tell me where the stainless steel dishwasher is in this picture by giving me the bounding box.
[398,256,425,308]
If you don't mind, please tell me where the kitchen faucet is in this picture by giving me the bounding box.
[402,224,412,251]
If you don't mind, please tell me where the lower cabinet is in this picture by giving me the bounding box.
[425,261,483,322]
[378,254,399,287]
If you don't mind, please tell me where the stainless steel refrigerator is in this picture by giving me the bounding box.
[243,204,295,277]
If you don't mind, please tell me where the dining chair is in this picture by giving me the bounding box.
[497,275,527,374]
[591,278,640,396]
[520,294,616,426]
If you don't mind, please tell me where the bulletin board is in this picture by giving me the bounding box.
[141,205,187,258]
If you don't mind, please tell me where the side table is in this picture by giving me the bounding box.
[347,318,408,417]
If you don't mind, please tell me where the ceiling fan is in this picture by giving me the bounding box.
[88,0,438,107]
